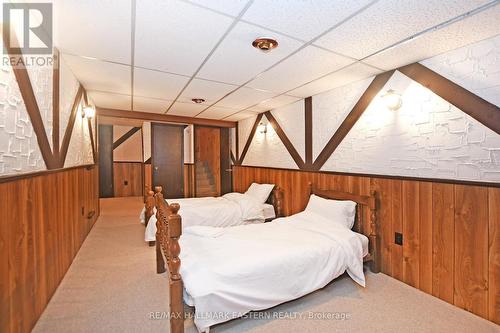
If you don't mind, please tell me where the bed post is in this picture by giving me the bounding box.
[154,186,166,274]
[145,190,155,228]
[168,203,184,333]
[369,190,380,273]
[274,186,284,218]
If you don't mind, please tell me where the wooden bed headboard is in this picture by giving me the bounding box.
[307,182,380,273]
[267,185,284,218]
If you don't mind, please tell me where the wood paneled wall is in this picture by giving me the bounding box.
[113,162,143,197]
[0,166,100,333]
[233,165,499,324]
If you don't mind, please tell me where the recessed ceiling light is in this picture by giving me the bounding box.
[252,37,278,52]
[191,98,205,104]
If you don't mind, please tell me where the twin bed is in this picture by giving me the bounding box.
[152,183,379,333]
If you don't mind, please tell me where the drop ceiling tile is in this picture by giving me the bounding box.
[243,0,374,41]
[168,101,207,117]
[134,68,190,100]
[249,95,301,111]
[63,54,131,94]
[135,0,233,76]
[180,79,238,104]
[246,46,355,94]
[224,110,260,121]
[53,0,131,63]
[363,5,500,70]
[197,21,303,85]
[89,91,131,110]
[288,62,382,98]
[133,96,172,113]
[187,0,250,16]
[215,86,276,109]
[314,0,491,60]
[197,106,240,119]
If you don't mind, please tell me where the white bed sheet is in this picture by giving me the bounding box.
[180,211,366,332]
[142,193,273,242]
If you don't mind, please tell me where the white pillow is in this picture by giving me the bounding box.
[245,183,275,204]
[305,194,357,229]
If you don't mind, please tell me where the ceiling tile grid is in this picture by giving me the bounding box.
[134,0,234,76]
[196,21,304,85]
[51,0,499,120]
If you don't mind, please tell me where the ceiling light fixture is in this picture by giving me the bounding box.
[382,89,403,111]
[252,37,278,52]
[82,105,96,118]
[191,98,205,104]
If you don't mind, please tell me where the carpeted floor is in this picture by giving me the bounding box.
[34,197,499,333]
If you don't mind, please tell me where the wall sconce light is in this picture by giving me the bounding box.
[382,89,403,111]
[82,105,96,118]
[258,122,267,134]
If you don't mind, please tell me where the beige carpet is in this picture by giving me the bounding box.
[34,197,498,333]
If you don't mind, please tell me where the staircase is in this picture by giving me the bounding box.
[195,161,218,197]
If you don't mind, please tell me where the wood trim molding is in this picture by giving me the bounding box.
[398,63,500,135]
[237,113,263,165]
[304,97,313,166]
[113,127,141,150]
[264,111,305,169]
[52,48,60,161]
[59,85,84,167]
[0,163,96,184]
[97,107,237,128]
[312,70,395,171]
[233,164,500,189]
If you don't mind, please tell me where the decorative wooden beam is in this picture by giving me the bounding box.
[4,46,59,169]
[264,111,305,169]
[59,85,84,167]
[398,63,500,135]
[237,113,263,165]
[113,127,141,150]
[97,107,237,128]
[312,70,395,171]
[52,48,60,161]
[304,97,313,166]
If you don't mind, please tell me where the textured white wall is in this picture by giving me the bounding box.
[238,36,500,183]
[243,114,298,169]
[184,124,193,163]
[142,121,151,162]
[313,77,373,160]
[271,100,305,160]
[0,51,94,175]
[65,98,94,167]
[113,126,143,162]
[0,64,46,174]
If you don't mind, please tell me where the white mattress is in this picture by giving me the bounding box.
[262,203,276,219]
[180,211,367,331]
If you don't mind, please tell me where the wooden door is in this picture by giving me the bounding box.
[220,128,232,194]
[98,124,114,198]
[152,123,184,199]
[195,126,220,197]
[194,126,231,197]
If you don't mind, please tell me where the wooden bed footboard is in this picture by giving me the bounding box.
[308,182,380,273]
[154,186,185,333]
